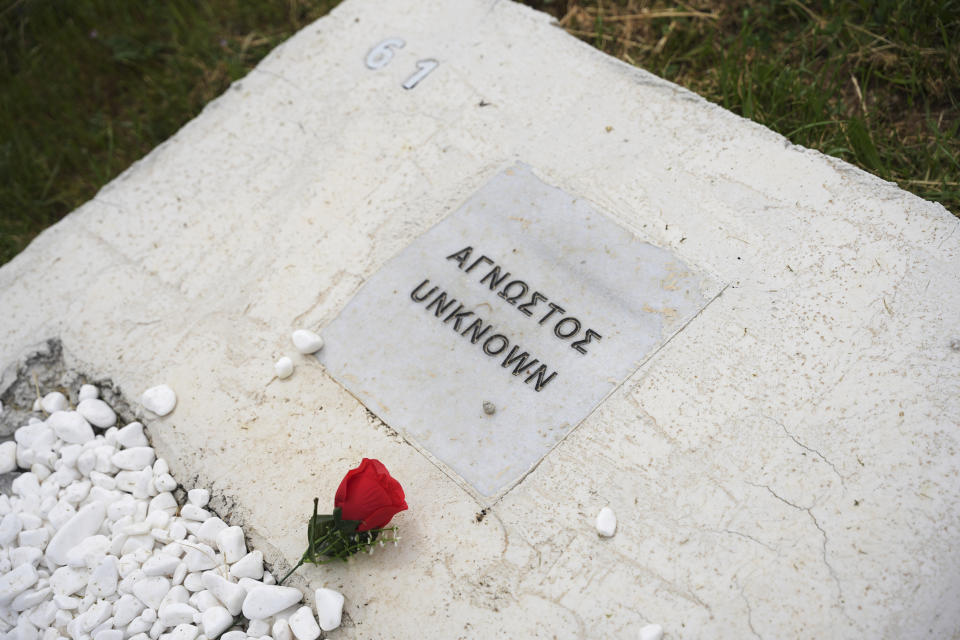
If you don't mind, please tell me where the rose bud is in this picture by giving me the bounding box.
[334,458,408,531]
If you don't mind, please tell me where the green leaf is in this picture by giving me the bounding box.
[846,117,885,175]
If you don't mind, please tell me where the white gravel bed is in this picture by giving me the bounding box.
[0,383,341,640]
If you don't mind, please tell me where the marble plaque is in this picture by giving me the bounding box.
[320,164,717,497]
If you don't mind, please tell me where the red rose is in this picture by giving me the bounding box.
[334,458,407,531]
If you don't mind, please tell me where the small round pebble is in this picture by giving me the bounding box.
[315,587,345,631]
[201,605,233,638]
[639,623,664,640]
[78,384,100,401]
[141,384,177,416]
[273,619,293,640]
[187,488,210,507]
[47,411,94,444]
[596,506,617,537]
[275,356,294,379]
[289,605,322,640]
[77,398,118,428]
[216,526,247,564]
[291,329,324,354]
[229,550,264,580]
[0,441,16,474]
[241,585,303,619]
[117,422,149,448]
[41,391,69,414]
[155,473,178,492]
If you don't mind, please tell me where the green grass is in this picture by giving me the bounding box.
[535,0,960,211]
[0,0,338,265]
[1,0,958,265]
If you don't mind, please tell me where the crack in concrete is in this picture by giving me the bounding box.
[712,528,777,553]
[766,416,846,487]
[734,576,763,640]
[753,484,853,625]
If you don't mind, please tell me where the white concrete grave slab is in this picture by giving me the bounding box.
[1,0,959,637]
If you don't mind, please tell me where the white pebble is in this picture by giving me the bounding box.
[50,566,89,596]
[159,602,198,626]
[117,422,149,448]
[132,576,170,609]
[10,546,42,568]
[169,521,188,541]
[127,614,153,636]
[41,392,69,414]
[113,593,145,626]
[200,605,233,638]
[222,632,247,640]
[272,619,293,640]
[149,619,166,639]
[172,561,188,586]
[291,329,324,354]
[216,526,246,564]
[183,572,205,592]
[112,447,156,471]
[46,502,106,565]
[237,576,262,592]
[83,599,112,629]
[13,586,49,610]
[247,619,270,637]
[141,385,177,416]
[142,554,180,577]
[639,623,664,640]
[19,527,48,548]
[88,555,118,597]
[289,605,321,640]
[0,441,17,473]
[197,517,227,544]
[77,399,117,428]
[229,550,263,580]
[46,411,95,444]
[54,593,80,609]
[78,384,100,401]
[596,506,617,537]
[0,563,38,605]
[201,572,246,616]
[155,473,177,492]
[241,585,303,619]
[32,397,42,412]
[93,630,122,640]
[149,492,179,515]
[314,587,344,631]
[191,589,221,612]
[180,504,211,521]
[275,357,294,379]
[167,624,200,640]
[187,489,210,508]
[0,514,21,546]
[162,584,191,608]
[183,543,218,572]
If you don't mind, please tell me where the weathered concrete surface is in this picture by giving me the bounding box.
[1,0,959,637]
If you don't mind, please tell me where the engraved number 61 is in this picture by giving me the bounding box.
[365,37,438,90]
